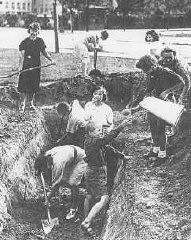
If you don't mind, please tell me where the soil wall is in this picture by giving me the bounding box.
[0,105,50,228]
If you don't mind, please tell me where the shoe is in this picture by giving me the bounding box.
[19,103,26,113]
[81,221,94,236]
[144,151,158,159]
[28,104,36,111]
[152,156,167,167]
[66,208,77,220]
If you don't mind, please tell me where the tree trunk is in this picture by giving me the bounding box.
[60,0,64,33]
[70,8,74,33]
[53,0,59,53]
[85,0,89,32]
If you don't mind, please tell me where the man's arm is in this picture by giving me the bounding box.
[160,68,186,101]
[175,61,191,91]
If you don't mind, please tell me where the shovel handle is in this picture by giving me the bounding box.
[93,48,98,70]
[40,173,52,223]
[0,63,55,79]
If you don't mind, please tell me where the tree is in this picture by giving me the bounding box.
[58,0,81,32]
[116,0,143,30]
[143,0,191,29]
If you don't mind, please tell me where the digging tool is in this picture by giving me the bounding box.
[89,47,102,77]
[0,63,56,79]
[40,172,59,235]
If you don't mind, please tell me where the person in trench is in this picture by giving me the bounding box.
[34,145,87,220]
[81,118,132,236]
[56,99,86,149]
[18,22,54,112]
[85,86,127,194]
[123,55,188,167]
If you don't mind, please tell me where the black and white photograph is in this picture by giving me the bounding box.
[0,0,191,239]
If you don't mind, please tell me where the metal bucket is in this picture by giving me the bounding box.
[140,97,185,126]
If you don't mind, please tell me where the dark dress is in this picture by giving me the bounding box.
[18,37,46,94]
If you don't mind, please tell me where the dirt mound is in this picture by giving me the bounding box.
[102,108,191,240]
[35,72,146,107]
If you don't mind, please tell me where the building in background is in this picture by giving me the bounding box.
[32,0,61,17]
[0,0,32,14]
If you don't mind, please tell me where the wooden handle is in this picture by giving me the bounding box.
[0,63,55,79]
[40,173,51,223]
[94,48,97,70]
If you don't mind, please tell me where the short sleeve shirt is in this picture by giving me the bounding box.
[85,102,114,131]
[19,37,46,68]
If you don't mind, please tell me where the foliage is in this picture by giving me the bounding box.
[143,0,191,16]
[117,0,144,14]
[21,14,36,28]
[5,14,19,27]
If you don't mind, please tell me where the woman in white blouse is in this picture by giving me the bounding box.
[85,86,113,135]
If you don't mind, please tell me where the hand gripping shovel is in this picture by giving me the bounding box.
[40,173,59,235]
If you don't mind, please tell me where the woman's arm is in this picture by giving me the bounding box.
[101,118,132,146]
[41,49,55,63]
[19,50,25,71]
[122,105,141,116]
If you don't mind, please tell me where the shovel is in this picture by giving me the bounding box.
[0,63,56,79]
[89,47,102,77]
[40,172,59,235]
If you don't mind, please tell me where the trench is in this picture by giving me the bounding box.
[1,73,191,240]
[0,73,140,240]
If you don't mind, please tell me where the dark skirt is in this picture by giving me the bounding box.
[85,165,108,199]
[18,68,41,94]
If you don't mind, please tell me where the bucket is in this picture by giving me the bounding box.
[139,97,185,126]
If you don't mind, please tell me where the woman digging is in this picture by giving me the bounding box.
[18,22,55,112]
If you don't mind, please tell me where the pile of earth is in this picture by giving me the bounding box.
[1,72,191,240]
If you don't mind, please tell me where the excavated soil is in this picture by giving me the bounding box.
[1,74,191,240]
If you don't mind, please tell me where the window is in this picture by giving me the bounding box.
[12,2,15,9]
[27,2,30,11]
[5,1,8,8]
[17,2,20,10]
[0,1,3,4]
[22,2,26,10]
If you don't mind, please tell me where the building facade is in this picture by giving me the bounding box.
[32,0,61,17]
[0,0,32,14]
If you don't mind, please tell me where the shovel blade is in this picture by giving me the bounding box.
[41,218,59,234]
